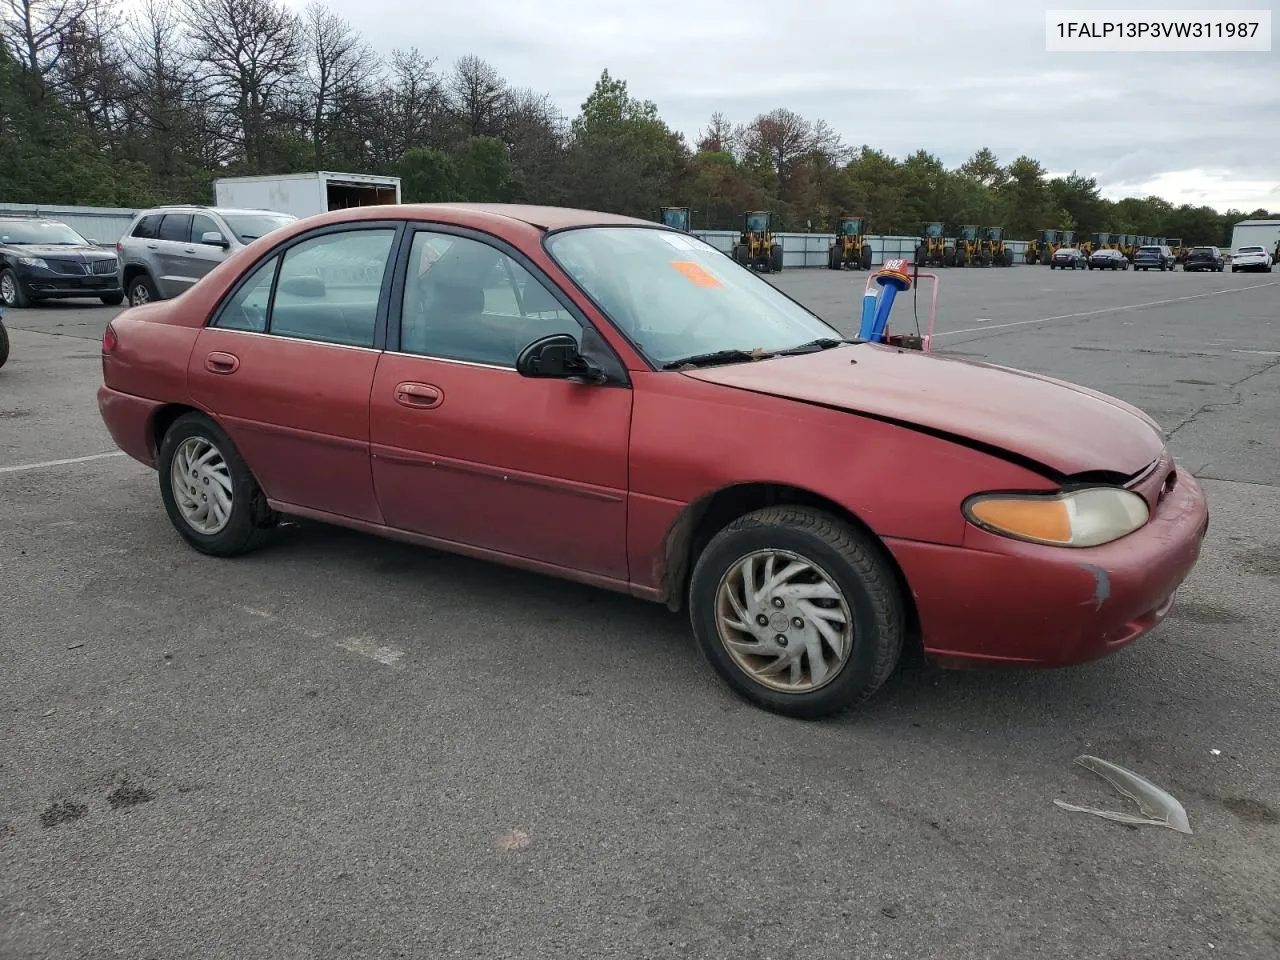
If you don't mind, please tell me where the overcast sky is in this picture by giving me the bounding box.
[289,0,1280,211]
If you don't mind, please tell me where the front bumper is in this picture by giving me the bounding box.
[18,266,122,298]
[886,466,1209,668]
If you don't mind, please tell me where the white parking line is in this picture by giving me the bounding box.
[0,451,126,474]
[936,280,1280,338]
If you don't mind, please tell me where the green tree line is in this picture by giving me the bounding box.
[2,0,1274,245]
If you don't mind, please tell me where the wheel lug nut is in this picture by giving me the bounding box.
[755,614,769,627]
[774,634,788,647]
[792,617,804,629]
[771,597,784,609]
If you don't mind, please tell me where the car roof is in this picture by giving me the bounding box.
[398,203,656,230]
[136,205,294,217]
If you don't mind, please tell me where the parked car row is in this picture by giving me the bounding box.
[1048,242,1274,274]
[0,207,297,309]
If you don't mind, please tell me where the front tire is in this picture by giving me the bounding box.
[0,321,9,369]
[100,292,124,306]
[157,412,277,557]
[0,268,30,308]
[688,506,905,719]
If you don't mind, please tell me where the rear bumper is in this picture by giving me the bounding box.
[886,467,1209,668]
[97,385,164,468]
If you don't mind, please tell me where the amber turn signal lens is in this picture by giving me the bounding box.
[967,497,1073,544]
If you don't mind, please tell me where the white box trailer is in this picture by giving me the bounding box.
[1228,219,1280,256]
[212,171,401,222]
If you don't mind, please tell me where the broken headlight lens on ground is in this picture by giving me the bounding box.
[963,487,1149,547]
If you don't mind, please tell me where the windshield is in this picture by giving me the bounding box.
[545,226,841,367]
[221,213,296,243]
[0,220,89,245]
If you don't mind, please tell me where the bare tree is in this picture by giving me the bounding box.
[446,53,506,139]
[300,1,378,168]
[50,0,126,147]
[740,107,846,181]
[2,0,92,83]
[120,0,225,177]
[371,46,444,162]
[696,111,735,154]
[502,85,568,202]
[182,0,302,169]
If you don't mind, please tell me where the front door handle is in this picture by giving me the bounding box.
[394,381,443,409]
[206,351,239,374]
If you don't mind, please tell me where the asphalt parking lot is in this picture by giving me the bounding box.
[2,265,1279,959]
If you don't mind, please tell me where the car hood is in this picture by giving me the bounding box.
[3,244,116,260]
[681,344,1166,478]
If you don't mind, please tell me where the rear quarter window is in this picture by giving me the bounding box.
[131,214,162,239]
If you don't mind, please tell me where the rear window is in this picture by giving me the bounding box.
[1191,247,1215,254]
[1238,246,1264,254]
[1139,246,1161,253]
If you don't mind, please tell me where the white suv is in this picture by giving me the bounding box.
[1230,245,1273,273]
[116,206,296,305]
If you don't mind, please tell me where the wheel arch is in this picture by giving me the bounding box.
[149,402,204,460]
[656,481,921,654]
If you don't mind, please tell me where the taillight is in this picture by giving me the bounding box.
[103,322,118,354]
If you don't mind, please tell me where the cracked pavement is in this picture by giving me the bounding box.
[2,267,1278,959]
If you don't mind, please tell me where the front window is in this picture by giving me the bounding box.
[0,220,89,245]
[545,226,840,367]
[221,213,297,244]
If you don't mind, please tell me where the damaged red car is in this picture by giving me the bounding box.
[97,204,1209,718]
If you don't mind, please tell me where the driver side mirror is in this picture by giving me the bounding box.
[516,333,604,383]
[201,231,230,249]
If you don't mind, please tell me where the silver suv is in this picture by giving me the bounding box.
[117,205,296,306]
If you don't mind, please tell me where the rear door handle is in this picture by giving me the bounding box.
[206,351,239,374]
[394,382,443,409]
[147,244,158,250]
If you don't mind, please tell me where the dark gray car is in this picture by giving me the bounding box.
[0,216,123,308]
[117,206,296,305]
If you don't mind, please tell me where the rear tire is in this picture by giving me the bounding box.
[157,412,278,557]
[688,506,905,719]
[0,321,9,369]
[100,292,124,306]
[127,273,159,306]
[859,244,873,270]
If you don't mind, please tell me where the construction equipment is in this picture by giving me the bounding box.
[915,222,949,267]
[827,216,873,270]
[1024,229,1055,264]
[1166,237,1186,263]
[1091,232,1118,252]
[1060,230,1076,252]
[953,225,979,267]
[659,206,690,232]
[731,211,783,273]
[979,226,1014,266]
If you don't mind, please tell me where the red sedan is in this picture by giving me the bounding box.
[98,204,1209,718]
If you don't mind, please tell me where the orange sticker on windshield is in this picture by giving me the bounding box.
[671,260,722,287]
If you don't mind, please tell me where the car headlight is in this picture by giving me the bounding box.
[963,487,1149,548]
[18,256,48,269]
